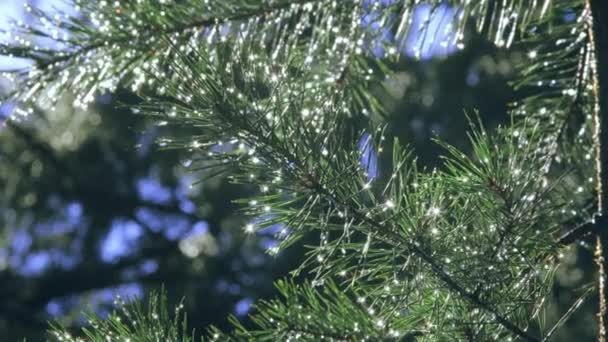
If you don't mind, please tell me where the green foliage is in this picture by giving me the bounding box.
[1,0,600,340]
[210,279,425,341]
[1,0,559,112]
[50,289,194,342]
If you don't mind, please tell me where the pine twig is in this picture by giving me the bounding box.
[558,220,595,245]
[36,0,319,70]
[586,0,608,340]
[541,285,594,342]
[307,180,541,342]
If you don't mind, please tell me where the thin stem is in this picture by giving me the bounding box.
[541,285,594,342]
[558,220,594,245]
[586,0,608,340]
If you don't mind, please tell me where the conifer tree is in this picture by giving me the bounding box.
[2,0,608,340]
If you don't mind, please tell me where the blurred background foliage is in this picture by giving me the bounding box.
[0,1,598,341]
[0,87,306,340]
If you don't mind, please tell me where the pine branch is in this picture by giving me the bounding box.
[222,280,426,341]
[1,0,561,109]
[35,0,318,70]
[2,0,331,107]
[2,0,595,340]
[144,35,564,338]
[50,288,193,342]
[307,178,540,341]
[159,56,542,338]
